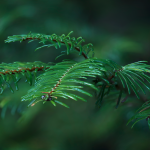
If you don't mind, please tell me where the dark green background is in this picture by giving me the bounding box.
[0,0,150,150]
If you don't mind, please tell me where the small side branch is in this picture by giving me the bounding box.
[22,37,88,59]
[0,66,50,76]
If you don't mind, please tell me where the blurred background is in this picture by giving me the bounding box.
[0,0,150,150]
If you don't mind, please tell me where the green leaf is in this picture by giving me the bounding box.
[119,72,131,94]
[131,117,146,128]
[51,101,56,106]
[116,90,123,109]
[65,41,70,55]
[117,73,125,88]
[6,82,14,93]
[122,72,140,99]
[54,100,69,108]
[96,84,106,106]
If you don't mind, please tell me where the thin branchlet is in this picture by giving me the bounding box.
[41,64,75,97]
[0,66,49,75]
[22,37,88,59]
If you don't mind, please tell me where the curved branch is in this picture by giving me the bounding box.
[0,66,50,76]
[22,37,88,59]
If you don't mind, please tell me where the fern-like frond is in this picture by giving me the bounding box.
[93,59,123,107]
[116,61,150,99]
[127,100,150,128]
[0,61,52,94]
[5,31,94,59]
[22,58,108,107]
[95,61,150,108]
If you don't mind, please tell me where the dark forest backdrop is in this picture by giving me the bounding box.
[0,0,150,150]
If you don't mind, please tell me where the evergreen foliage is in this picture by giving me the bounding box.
[1,31,150,128]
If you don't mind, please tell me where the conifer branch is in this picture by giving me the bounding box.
[0,61,52,94]
[22,37,88,59]
[0,66,49,75]
[5,31,94,59]
[3,31,150,129]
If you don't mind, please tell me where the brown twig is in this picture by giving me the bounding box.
[41,64,74,95]
[139,106,150,113]
[0,66,49,76]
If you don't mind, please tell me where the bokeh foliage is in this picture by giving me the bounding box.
[0,0,150,150]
